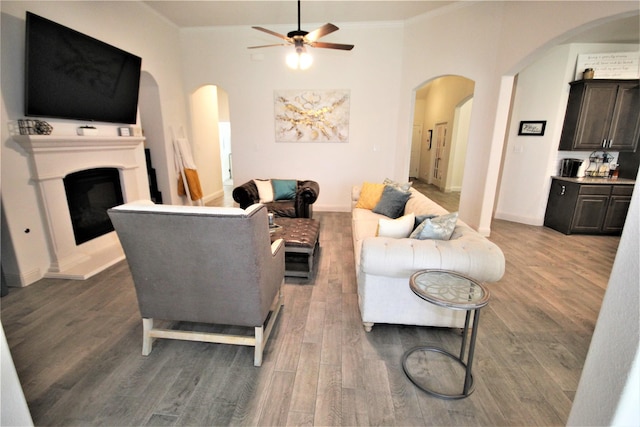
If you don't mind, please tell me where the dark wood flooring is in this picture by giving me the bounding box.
[1,184,619,426]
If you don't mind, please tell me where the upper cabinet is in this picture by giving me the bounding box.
[559,79,640,152]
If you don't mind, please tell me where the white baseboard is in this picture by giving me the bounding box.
[314,204,351,213]
[494,211,543,226]
[203,189,225,204]
[5,268,42,287]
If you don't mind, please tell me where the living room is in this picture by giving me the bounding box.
[1,1,639,425]
[1,1,638,286]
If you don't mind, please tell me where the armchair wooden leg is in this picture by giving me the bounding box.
[254,326,264,367]
[142,318,155,356]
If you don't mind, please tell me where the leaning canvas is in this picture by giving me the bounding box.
[274,90,350,142]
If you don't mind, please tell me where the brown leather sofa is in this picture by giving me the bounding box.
[232,179,320,218]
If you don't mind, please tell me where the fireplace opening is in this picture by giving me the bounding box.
[63,168,124,245]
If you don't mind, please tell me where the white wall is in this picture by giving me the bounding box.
[179,22,405,211]
[0,323,33,426]
[495,43,639,225]
[448,98,472,193]
[0,1,189,286]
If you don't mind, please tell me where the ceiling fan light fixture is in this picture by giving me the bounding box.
[286,48,313,70]
[249,0,353,68]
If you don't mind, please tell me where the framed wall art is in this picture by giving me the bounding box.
[518,120,546,136]
[274,90,350,142]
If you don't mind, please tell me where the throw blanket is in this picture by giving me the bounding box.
[174,138,203,201]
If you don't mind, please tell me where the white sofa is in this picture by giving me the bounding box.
[351,185,505,331]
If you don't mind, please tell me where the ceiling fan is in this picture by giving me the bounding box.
[248,0,355,55]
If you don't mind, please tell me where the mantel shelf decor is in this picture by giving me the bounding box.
[274,89,350,143]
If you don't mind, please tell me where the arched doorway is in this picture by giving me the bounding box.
[410,75,475,210]
[189,85,232,203]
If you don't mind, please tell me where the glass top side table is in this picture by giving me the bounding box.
[402,269,490,399]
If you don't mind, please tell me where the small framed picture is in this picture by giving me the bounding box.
[118,127,131,137]
[518,120,546,136]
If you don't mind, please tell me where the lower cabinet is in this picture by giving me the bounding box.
[544,178,633,235]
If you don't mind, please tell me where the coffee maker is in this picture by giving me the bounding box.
[560,158,583,177]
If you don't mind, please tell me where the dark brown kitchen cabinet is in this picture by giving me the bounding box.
[544,178,634,235]
[559,79,640,152]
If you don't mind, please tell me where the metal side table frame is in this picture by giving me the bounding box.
[402,269,490,400]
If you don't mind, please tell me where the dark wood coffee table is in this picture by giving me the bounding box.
[270,217,320,279]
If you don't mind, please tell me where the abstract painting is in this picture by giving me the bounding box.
[274,90,350,142]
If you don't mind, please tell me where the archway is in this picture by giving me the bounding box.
[487,12,639,426]
[410,75,475,210]
[189,85,232,203]
[139,71,172,204]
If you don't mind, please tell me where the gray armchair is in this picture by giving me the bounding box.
[108,201,284,366]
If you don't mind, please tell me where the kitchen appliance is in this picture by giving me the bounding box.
[560,158,583,177]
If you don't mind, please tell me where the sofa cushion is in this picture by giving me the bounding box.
[410,212,459,240]
[373,185,411,218]
[355,182,385,209]
[377,213,415,238]
[272,179,297,201]
[254,179,274,203]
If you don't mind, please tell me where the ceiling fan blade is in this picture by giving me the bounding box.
[311,41,355,51]
[305,23,339,42]
[247,44,289,49]
[252,26,289,42]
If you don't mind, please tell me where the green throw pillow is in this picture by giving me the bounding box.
[272,179,297,201]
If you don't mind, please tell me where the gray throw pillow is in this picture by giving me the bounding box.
[372,185,411,218]
[410,212,459,240]
[414,214,436,229]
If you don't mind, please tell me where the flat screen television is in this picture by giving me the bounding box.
[25,12,142,125]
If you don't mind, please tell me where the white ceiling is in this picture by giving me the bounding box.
[144,1,638,43]
[143,1,455,27]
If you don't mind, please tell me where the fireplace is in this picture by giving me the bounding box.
[16,134,147,279]
[64,168,124,245]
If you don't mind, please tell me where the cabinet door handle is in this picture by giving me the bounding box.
[602,139,607,148]
[560,185,566,196]
[608,139,613,148]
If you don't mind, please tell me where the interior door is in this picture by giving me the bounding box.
[409,125,422,179]
[432,123,447,189]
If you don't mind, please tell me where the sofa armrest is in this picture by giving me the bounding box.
[295,180,320,218]
[233,180,260,209]
[297,180,319,204]
[271,238,284,256]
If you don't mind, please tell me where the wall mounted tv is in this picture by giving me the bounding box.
[25,12,142,125]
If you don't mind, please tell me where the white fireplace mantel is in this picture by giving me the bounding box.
[15,134,147,280]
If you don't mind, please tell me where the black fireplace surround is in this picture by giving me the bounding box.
[63,168,124,245]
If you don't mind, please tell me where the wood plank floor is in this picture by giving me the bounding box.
[1,185,620,426]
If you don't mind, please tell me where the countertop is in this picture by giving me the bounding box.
[552,176,636,185]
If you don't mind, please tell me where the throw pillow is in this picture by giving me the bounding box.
[410,212,459,241]
[272,179,297,201]
[414,214,437,229]
[383,178,412,193]
[373,185,411,218]
[355,182,385,209]
[254,179,274,203]
[377,213,415,238]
